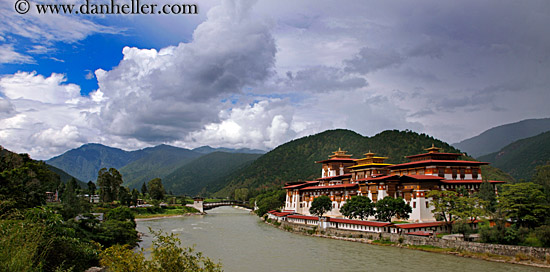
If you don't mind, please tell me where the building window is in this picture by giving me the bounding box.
[452,168,457,179]
[472,168,479,179]
[460,168,466,179]
[426,201,429,208]
[438,168,445,177]
[413,202,416,208]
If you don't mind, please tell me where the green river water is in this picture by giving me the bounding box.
[136,206,547,272]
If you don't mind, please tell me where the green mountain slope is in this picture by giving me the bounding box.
[478,131,550,181]
[46,164,86,188]
[120,145,201,189]
[162,152,261,196]
[453,118,550,158]
[46,143,143,183]
[214,129,475,197]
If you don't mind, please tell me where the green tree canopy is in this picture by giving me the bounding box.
[375,196,412,222]
[477,179,497,213]
[87,180,96,195]
[97,168,123,203]
[118,186,132,206]
[532,164,550,203]
[141,182,148,196]
[427,190,458,226]
[131,188,140,206]
[340,195,374,220]
[148,178,166,201]
[309,195,332,218]
[61,177,86,219]
[254,190,285,217]
[498,182,548,228]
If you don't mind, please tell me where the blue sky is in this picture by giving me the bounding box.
[1,0,550,159]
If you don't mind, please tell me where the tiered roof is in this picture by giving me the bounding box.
[388,144,489,169]
[348,151,392,170]
[316,148,355,163]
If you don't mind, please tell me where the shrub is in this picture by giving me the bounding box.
[100,229,222,272]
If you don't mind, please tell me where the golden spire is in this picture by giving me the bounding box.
[329,148,352,158]
[425,144,440,153]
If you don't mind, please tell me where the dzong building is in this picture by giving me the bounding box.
[283,146,504,222]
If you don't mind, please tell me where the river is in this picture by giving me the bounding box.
[136,206,546,272]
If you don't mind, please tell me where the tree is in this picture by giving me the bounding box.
[97,168,123,203]
[234,188,249,201]
[88,180,96,195]
[131,188,140,206]
[141,182,148,196]
[118,186,132,206]
[62,178,81,219]
[375,196,412,222]
[477,179,497,213]
[340,195,375,220]
[498,182,548,228]
[309,195,332,218]
[254,190,286,217]
[532,164,550,203]
[148,178,166,201]
[427,190,458,228]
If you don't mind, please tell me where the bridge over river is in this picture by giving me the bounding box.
[187,198,251,213]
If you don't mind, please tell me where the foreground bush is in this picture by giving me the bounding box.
[100,229,222,272]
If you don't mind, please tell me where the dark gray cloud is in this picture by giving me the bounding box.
[344,47,404,74]
[284,66,367,93]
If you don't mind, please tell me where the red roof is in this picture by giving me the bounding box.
[356,175,399,182]
[315,158,357,163]
[301,183,359,191]
[283,181,319,189]
[355,174,444,183]
[406,152,461,159]
[388,160,488,168]
[317,174,352,181]
[268,211,294,217]
[287,215,319,221]
[328,218,392,227]
[403,174,445,180]
[394,221,445,229]
[405,231,433,236]
[441,180,505,184]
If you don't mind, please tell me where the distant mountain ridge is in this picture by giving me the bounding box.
[45,143,266,195]
[478,131,550,181]
[453,118,550,158]
[192,146,266,155]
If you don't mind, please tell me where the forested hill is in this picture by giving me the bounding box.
[478,131,550,181]
[119,145,201,190]
[162,152,262,196]
[0,146,62,208]
[213,129,472,197]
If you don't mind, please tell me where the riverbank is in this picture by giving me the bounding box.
[132,205,202,220]
[135,212,205,221]
[265,220,550,269]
